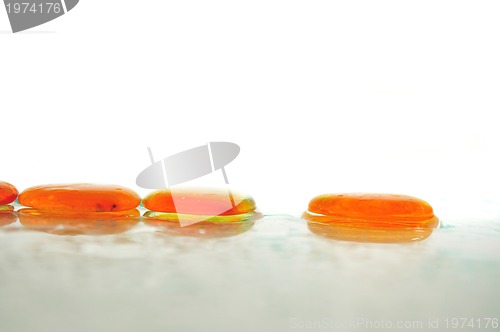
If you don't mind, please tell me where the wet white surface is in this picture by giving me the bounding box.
[1,202,500,332]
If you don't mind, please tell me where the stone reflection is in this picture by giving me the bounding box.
[143,211,262,238]
[306,217,438,243]
[18,208,140,236]
[0,210,17,227]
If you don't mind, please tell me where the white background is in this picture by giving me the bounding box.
[1,0,500,216]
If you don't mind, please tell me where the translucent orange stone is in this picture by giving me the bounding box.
[0,205,14,211]
[19,184,141,212]
[305,193,436,227]
[143,189,256,215]
[0,181,18,205]
[18,209,140,235]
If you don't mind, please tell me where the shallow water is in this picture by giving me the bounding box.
[1,202,499,332]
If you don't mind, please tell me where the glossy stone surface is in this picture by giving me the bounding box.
[0,205,14,211]
[304,193,438,243]
[18,209,140,235]
[143,189,256,215]
[0,181,18,205]
[306,193,436,226]
[19,184,141,212]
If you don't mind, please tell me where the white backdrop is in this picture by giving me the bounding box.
[1,0,500,216]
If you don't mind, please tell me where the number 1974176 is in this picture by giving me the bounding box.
[6,2,62,14]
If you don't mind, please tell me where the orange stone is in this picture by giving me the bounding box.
[19,184,141,212]
[0,205,14,211]
[18,209,140,235]
[305,193,437,227]
[143,189,256,216]
[0,181,18,205]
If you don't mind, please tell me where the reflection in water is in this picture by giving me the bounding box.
[304,212,439,243]
[18,209,140,236]
[143,211,262,238]
[0,211,17,227]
